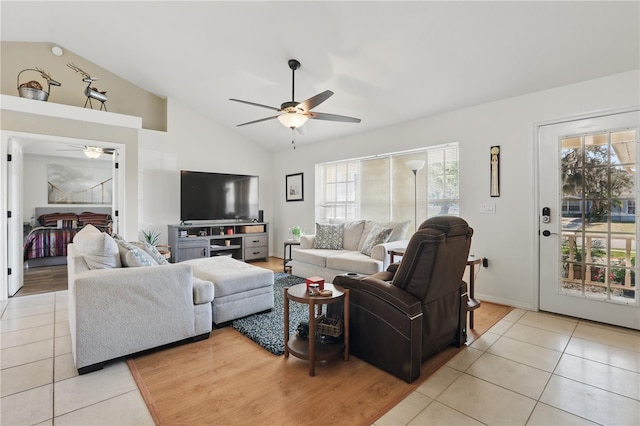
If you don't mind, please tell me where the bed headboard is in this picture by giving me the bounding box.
[35,206,113,217]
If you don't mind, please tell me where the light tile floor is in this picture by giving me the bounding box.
[2,291,639,425]
[1,291,154,426]
[376,308,640,426]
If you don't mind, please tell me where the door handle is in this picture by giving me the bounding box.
[542,230,558,237]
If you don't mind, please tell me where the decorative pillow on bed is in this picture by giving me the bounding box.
[56,219,77,229]
[115,240,158,267]
[39,213,78,227]
[73,224,121,269]
[131,241,169,265]
[78,212,112,227]
[314,223,344,250]
[360,224,393,256]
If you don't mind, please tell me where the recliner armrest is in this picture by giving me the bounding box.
[333,275,422,317]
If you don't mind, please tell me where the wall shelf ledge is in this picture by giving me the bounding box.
[1,94,142,129]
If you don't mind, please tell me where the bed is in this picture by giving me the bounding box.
[23,207,113,268]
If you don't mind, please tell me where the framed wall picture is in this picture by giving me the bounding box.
[490,145,500,197]
[286,173,304,202]
[48,163,113,204]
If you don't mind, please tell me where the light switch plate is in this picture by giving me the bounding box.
[480,202,496,214]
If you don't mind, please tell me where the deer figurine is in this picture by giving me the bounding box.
[66,63,108,111]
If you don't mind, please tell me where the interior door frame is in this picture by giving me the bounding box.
[534,106,640,313]
[0,131,124,300]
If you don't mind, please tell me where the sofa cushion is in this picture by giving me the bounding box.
[292,248,349,268]
[184,256,273,297]
[314,223,344,250]
[329,219,365,250]
[131,241,170,265]
[326,251,383,275]
[360,224,393,256]
[116,240,158,267]
[73,224,121,269]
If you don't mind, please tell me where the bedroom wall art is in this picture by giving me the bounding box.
[47,164,112,204]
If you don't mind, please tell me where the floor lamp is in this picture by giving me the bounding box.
[406,160,425,232]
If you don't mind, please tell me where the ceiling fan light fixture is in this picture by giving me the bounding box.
[277,112,308,129]
[83,146,103,159]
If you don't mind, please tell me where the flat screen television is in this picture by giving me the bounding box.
[180,171,259,222]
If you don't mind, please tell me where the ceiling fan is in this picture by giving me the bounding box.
[230,59,361,131]
[56,145,116,159]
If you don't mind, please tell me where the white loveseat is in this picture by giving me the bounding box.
[67,225,214,374]
[291,219,410,282]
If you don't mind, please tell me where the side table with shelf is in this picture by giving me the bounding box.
[466,256,482,329]
[284,283,349,376]
[283,240,300,272]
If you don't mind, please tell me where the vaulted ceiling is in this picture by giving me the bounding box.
[2,1,639,152]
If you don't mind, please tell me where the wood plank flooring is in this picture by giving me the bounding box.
[18,264,68,296]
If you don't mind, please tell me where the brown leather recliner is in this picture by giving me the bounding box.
[329,216,473,383]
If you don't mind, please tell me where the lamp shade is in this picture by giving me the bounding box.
[277,112,309,129]
[406,160,425,172]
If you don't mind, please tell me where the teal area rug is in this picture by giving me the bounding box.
[232,273,318,355]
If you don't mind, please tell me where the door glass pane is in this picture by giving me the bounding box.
[559,129,637,304]
[561,136,583,168]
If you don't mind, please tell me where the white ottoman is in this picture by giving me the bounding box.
[183,256,274,324]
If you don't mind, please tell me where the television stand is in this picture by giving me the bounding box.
[168,222,268,263]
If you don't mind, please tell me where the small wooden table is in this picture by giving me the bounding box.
[466,256,482,329]
[283,240,300,273]
[388,248,405,264]
[284,283,349,376]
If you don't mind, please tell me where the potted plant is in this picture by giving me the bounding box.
[142,229,171,260]
[290,226,302,241]
[141,229,160,246]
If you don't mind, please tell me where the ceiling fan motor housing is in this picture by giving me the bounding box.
[288,59,301,70]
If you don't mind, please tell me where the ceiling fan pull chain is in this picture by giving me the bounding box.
[291,65,295,102]
[291,128,296,150]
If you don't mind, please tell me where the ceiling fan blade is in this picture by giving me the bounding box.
[297,90,333,112]
[236,116,279,127]
[308,111,361,123]
[230,98,281,112]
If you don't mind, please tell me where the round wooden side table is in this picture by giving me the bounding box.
[284,283,349,376]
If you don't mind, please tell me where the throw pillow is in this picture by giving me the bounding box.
[131,241,170,265]
[329,219,365,251]
[116,240,158,267]
[360,224,393,256]
[73,224,121,269]
[314,223,344,250]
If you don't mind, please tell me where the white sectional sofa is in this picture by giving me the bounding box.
[291,219,410,282]
[67,225,214,374]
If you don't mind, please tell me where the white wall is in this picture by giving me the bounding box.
[137,98,274,246]
[271,70,640,310]
[23,154,112,222]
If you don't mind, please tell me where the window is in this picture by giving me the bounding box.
[316,144,459,228]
